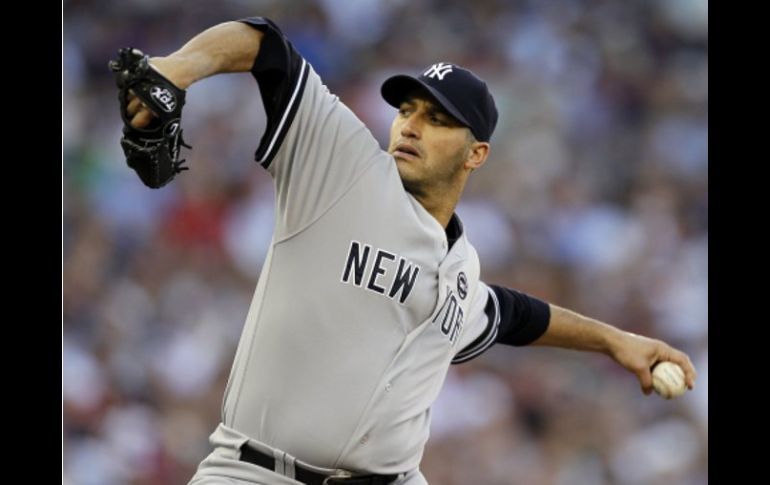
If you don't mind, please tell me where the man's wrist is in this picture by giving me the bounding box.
[602,326,632,358]
[149,55,204,90]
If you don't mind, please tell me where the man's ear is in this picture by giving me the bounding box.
[465,142,490,171]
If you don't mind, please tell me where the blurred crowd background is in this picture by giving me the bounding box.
[63,0,707,483]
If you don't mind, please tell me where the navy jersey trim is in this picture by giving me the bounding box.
[239,17,310,169]
[257,59,308,168]
[452,287,500,364]
[445,213,463,251]
[492,285,551,347]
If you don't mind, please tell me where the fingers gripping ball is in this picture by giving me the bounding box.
[652,362,687,399]
[109,48,191,188]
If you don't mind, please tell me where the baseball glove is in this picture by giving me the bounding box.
[109,48,191,188]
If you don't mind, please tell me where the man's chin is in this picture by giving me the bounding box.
[395,161,410,180]
[397,171,422,196]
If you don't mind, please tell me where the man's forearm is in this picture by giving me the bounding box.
[531,304,625,355]
[153,21,263,89]
[126,21,263,129]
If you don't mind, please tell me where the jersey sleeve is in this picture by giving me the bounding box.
[239,17,385,237]
[492,285,551,347]
[452,282,500,364]
[452,283,551,364]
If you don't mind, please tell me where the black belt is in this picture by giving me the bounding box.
[239,443,399,485]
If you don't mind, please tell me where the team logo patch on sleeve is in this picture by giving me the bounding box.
[457,272,468,300]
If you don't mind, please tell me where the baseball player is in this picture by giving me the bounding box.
[118,17,697,485]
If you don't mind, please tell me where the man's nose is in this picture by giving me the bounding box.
[400,114,421,139]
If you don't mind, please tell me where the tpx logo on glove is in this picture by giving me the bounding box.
[151,86,177,112]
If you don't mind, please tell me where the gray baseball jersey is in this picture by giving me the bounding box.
[221,18,503,476]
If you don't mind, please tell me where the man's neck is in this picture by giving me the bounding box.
[416,197,454,228]
[412,183,463,229]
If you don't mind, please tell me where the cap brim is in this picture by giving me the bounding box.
[380,75,471,128]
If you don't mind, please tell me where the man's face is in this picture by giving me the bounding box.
[388,91,472,196]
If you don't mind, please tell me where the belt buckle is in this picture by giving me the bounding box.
[322,470,353,485]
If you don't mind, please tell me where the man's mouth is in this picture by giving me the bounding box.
[393,144,421,160]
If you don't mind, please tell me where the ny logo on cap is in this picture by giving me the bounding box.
[424,63,453,81]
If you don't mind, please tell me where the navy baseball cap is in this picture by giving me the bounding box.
[381,62,498,142]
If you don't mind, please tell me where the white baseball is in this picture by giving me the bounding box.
[652,362,687,399]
